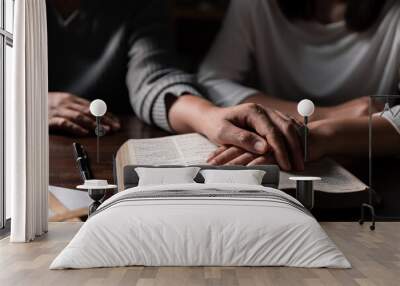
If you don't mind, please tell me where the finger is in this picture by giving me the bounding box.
[68,103,119,131]
[269,112,305,171]
[207,146,228,162]
[208,146,247,166]
[216,123,268,155]
[105,111,119,122]
[71,97,120,128]
[67,103,92,115]
[275,110,303,127]
[54,108,101,131]
[226,152,258,166]
[274,110,303,137]
[70,96,92,113]
[245,105,291,170]
[49,117,89,136]
[101,112,121,131]
[248,154,277,166]
[72,96,91,106]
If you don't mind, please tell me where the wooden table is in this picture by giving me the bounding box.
[49,115,168,221]
[49,114,400,221]
[50,115,168,189]
[1,222,400,286]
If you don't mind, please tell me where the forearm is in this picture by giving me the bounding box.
[243,93,300,119]
[311,116,400,158]
[243,93,330,122]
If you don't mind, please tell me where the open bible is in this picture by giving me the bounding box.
[115,133,368,194]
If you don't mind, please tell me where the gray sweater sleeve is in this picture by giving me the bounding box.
[126,0,202,132]
[198,0,258,107]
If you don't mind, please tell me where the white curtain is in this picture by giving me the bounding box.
[7,0,48,242]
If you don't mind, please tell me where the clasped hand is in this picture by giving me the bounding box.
[205,96,384,171]
[203,103,305,171]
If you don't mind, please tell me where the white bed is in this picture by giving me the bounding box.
[50,183,350,269]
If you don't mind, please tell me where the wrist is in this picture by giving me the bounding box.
[308,119,339,159]
[168,95,219,134]
[190,102,221,136]
[313,106,333,121]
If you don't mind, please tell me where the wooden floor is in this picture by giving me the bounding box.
[0,222,399,286]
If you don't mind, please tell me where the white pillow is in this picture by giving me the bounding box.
[200,169,266,185]
[135,167,201,186]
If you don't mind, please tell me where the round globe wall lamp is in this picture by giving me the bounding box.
[90,99,107,163]
[297,99,315,162]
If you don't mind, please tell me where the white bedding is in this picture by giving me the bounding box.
[50,183,351,269]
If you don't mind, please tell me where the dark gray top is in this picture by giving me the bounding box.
[47,0,201,131]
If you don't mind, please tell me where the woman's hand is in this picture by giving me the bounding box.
[49,92,121,136]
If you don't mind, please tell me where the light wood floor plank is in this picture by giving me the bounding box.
[1,222,400,286]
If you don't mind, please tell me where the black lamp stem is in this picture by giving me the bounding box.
[304,116,309,162]
[96,117,100,163]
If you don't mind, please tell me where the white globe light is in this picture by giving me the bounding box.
[297,99,315,117]
[90,99,107,117]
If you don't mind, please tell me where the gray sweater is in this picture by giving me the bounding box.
[47,0,201,132]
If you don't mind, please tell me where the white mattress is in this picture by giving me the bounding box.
[50,183,351,269]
